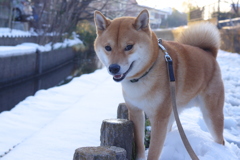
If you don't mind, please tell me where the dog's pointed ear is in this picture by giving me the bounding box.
[134,9,149,30]
[94,11,111,33]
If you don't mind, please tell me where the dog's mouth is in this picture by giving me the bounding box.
[113,61,134,82]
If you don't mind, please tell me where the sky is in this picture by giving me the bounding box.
[136,0,230,12]
[137,0,186,11]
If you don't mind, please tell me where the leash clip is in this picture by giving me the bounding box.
[158,38,175,82]
[158,38,172,62]
[165,54,172,62]
[158,42,167,52]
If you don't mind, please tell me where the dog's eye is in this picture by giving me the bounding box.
[125,45,133,51]
[105,46,112,51]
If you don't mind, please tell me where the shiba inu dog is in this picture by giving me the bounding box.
[94,9,224,160]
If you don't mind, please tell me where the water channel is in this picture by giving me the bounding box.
[0,57,98,113]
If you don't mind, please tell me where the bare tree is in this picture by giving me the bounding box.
[231,0,239,16]
[98,0,138,19]
[31,0,139,45]
[32,0,109,45]
[181,0,199,13]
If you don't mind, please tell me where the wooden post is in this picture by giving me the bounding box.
[117,103,129,119]
[73,104,136,159]
[100,119,135,160]
[73,146,127,160]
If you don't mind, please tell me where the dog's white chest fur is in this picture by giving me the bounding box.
[122,81,164,114]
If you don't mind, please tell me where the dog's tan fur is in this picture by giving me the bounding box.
[94,10,224,160]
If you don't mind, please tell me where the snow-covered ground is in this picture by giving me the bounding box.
[0,50,239,160]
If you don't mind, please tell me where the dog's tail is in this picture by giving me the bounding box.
[177,23,220,58]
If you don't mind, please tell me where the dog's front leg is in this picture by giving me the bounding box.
[128,105,146,160]
[147,111,171,160]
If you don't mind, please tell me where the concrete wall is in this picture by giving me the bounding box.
[0,53,36,83]
[41,48,74,72]
[153,27,185,41]
[0,36,38,46]
[154,28,175,41]
[0,47,75,84]
[220,27,240,53]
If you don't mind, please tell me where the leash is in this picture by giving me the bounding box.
[158,39,199,160]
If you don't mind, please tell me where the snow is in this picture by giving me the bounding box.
[0,29,82,57]
[0,37,82,57]
[0,27,69,37]
[0,28,34,37]
[0,45,36,57]
[0,50,240,160]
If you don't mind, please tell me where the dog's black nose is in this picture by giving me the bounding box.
[109,64,120,74]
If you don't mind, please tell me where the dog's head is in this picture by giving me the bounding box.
[94,10,156,82]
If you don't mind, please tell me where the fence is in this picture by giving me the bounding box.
[0,35,64,46]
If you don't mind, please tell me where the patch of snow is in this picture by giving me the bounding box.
[0,28,36,37]
[0,45,36,57]
[0,38,82,57]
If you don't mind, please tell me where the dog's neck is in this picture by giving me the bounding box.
[129,33,161,83]
[130,59,157,83]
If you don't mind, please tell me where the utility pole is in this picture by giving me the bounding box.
[217,0,220,28]
[8,0,13,31]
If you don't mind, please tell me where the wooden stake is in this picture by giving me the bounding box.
[100,119,135,160]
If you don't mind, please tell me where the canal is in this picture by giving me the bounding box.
[0,56,99,113]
